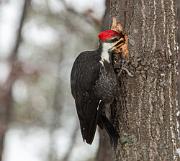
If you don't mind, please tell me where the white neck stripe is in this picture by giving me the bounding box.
[100,43,114,63]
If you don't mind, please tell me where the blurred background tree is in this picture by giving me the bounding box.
[0,0,105,161]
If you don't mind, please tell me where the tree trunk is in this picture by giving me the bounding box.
[99,0,179,160]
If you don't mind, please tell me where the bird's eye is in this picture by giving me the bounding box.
[105,37,120,43]
[110,37,119,42]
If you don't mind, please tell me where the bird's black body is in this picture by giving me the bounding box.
[71,45,119,146]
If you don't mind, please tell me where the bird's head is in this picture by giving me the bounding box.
[98,30,124,52]
[98,30,128,60]
[98,30,120,44]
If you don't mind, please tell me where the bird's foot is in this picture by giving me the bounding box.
[118,62,134,77]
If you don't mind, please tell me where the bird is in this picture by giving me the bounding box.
[70,30,126,146]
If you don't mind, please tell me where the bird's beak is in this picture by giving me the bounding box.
[110,36,129,60]
[108,48,114,54]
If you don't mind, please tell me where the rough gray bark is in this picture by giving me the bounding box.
[177,0,180,43]
[99,0,179,160]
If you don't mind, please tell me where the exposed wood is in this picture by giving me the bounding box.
[110,18,129,59]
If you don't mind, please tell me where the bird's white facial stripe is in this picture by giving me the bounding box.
[97,100,102,110]
[100,43,115,63]
[99,60,104,66]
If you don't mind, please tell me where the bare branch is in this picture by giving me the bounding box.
[60,0,101,28]
[9,0,30,61]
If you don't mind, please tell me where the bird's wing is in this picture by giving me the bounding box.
[75,97,99,144]
[70,51,100,144]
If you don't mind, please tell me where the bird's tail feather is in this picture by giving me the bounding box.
[84,113,98,144]
[77,100,99,145]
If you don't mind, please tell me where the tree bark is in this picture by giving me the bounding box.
[99,0,179,160]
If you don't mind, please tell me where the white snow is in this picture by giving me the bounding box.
[3,127,99,161]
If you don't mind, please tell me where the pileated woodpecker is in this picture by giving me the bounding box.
[71,30,125,146]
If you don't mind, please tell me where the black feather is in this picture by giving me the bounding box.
[71,50,101,144]
[71,46,119,145]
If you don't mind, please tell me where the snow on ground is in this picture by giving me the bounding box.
[3,127,99,161]
[3,128,50,161]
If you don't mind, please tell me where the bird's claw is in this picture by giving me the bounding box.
[117,63,134,77]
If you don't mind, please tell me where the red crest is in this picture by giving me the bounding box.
[98,30,119,42]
